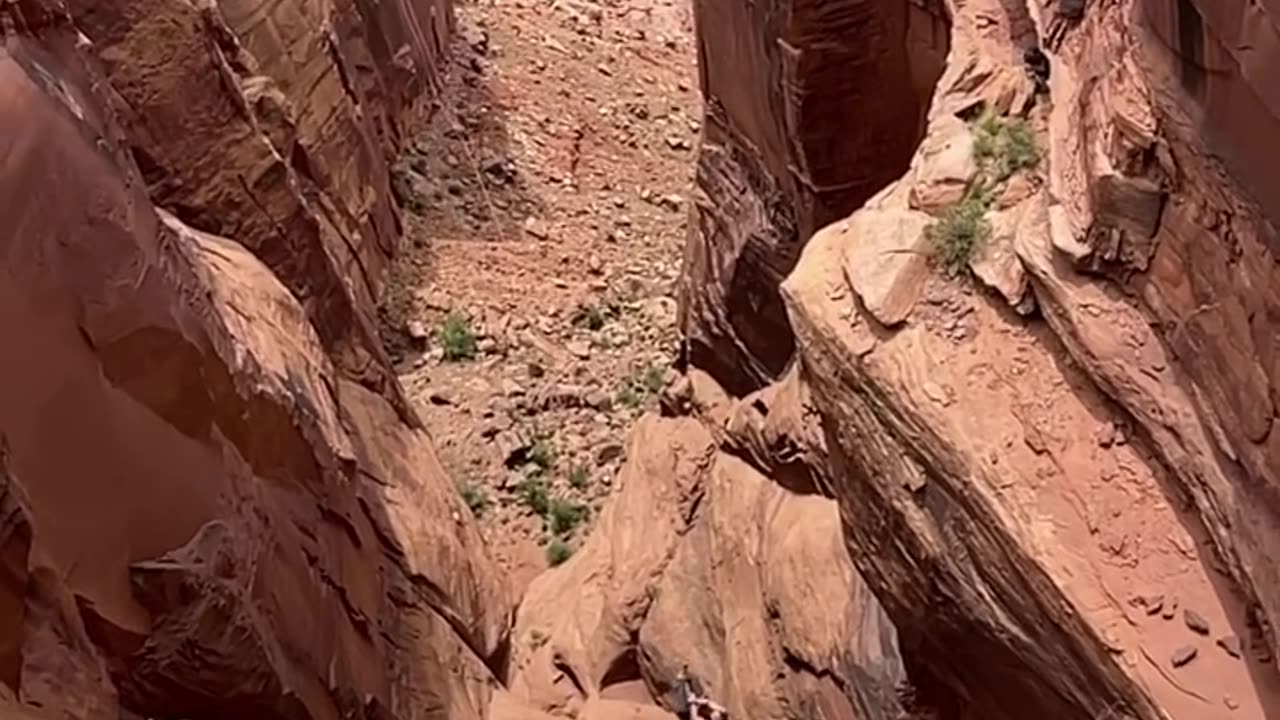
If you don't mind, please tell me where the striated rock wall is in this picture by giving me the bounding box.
[0,1,514,719]
[56,0,451,420]
[682,0,1280,715]
[678,0,950,395]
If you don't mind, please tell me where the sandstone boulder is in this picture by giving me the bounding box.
[909,114,979,214]
[971,203,1032,310]
[837,203,935,328]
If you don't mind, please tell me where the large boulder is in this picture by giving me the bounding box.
[0,4,513,720]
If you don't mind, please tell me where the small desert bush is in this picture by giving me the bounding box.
[927,112,1039,277]
[548,498,591,535]
[973,113,1039,183]
[519,476,550,516]
[546,538,573,566]
[616,363,666,408]
[575,303,609,331]
[527,435,556,472]
[568,465,590,490]
[438,310,477,361]
[926,187,992,278]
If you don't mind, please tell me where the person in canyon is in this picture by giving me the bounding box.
[671,666,729,719]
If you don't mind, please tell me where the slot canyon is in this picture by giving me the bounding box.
[2,0,1279,717]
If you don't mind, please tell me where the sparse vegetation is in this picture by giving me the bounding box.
[519,476,550,515]
[616,382,643,409]
[574,303,609,331]
[437,310,478,361]
[927,111,1040,278]
[926,187,993,278]
[546,538,573,566]
[616,362,667,409]
[568,465,590,490]
[527,435,556,472]
[972,113,1039,183]
[548,498,590,535]
[458,482,489,517]
[641,363,666,394]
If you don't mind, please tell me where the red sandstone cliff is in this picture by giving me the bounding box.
[680,0,1280,715]
[5,0,1280,716]
[0,1,514,718]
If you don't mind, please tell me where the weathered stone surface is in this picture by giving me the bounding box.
[971,203,1032,309]
[838,204,934,327]
[909,114,978,214]
[765,0,1280,716]
[0,6,513,720]
[678,0,950,394]
[55,0,452,421]
[500,408,906,720]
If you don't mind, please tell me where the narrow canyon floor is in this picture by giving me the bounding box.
[379,0,697,591]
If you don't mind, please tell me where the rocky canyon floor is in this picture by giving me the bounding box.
[379,0,696,590]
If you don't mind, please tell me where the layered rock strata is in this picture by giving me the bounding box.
[0,2,513,719]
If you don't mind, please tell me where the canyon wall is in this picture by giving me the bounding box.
[677,0,950,395]
[0,1,515,719]
[686,0,1280,716]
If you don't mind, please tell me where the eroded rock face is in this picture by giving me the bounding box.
[677,0,951,395]
[59,0,450,421]
[499,382,906,720]
[761,0,1280,715]
[0,2,512,719]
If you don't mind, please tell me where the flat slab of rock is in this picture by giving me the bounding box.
[1171,645,1198,668]
[837,207,934,327]
[909,114,977,214]
[971,203,1031,310]
[1185,608,1211,635]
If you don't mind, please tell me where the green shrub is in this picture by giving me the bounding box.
[548,498,590,535]
[575,303,608,331]
[616,382,643,409]
[973,113,1039,183]
[616,363,666,408]
[519,477,550,516]
[438,310,477,361]
[926,112,1039,279]
[641,363,666,394]
[546,538,573,566]
[926,189,991,278]
[458,482,489,517]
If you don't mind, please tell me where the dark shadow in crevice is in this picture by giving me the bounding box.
[600,647,644,690]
